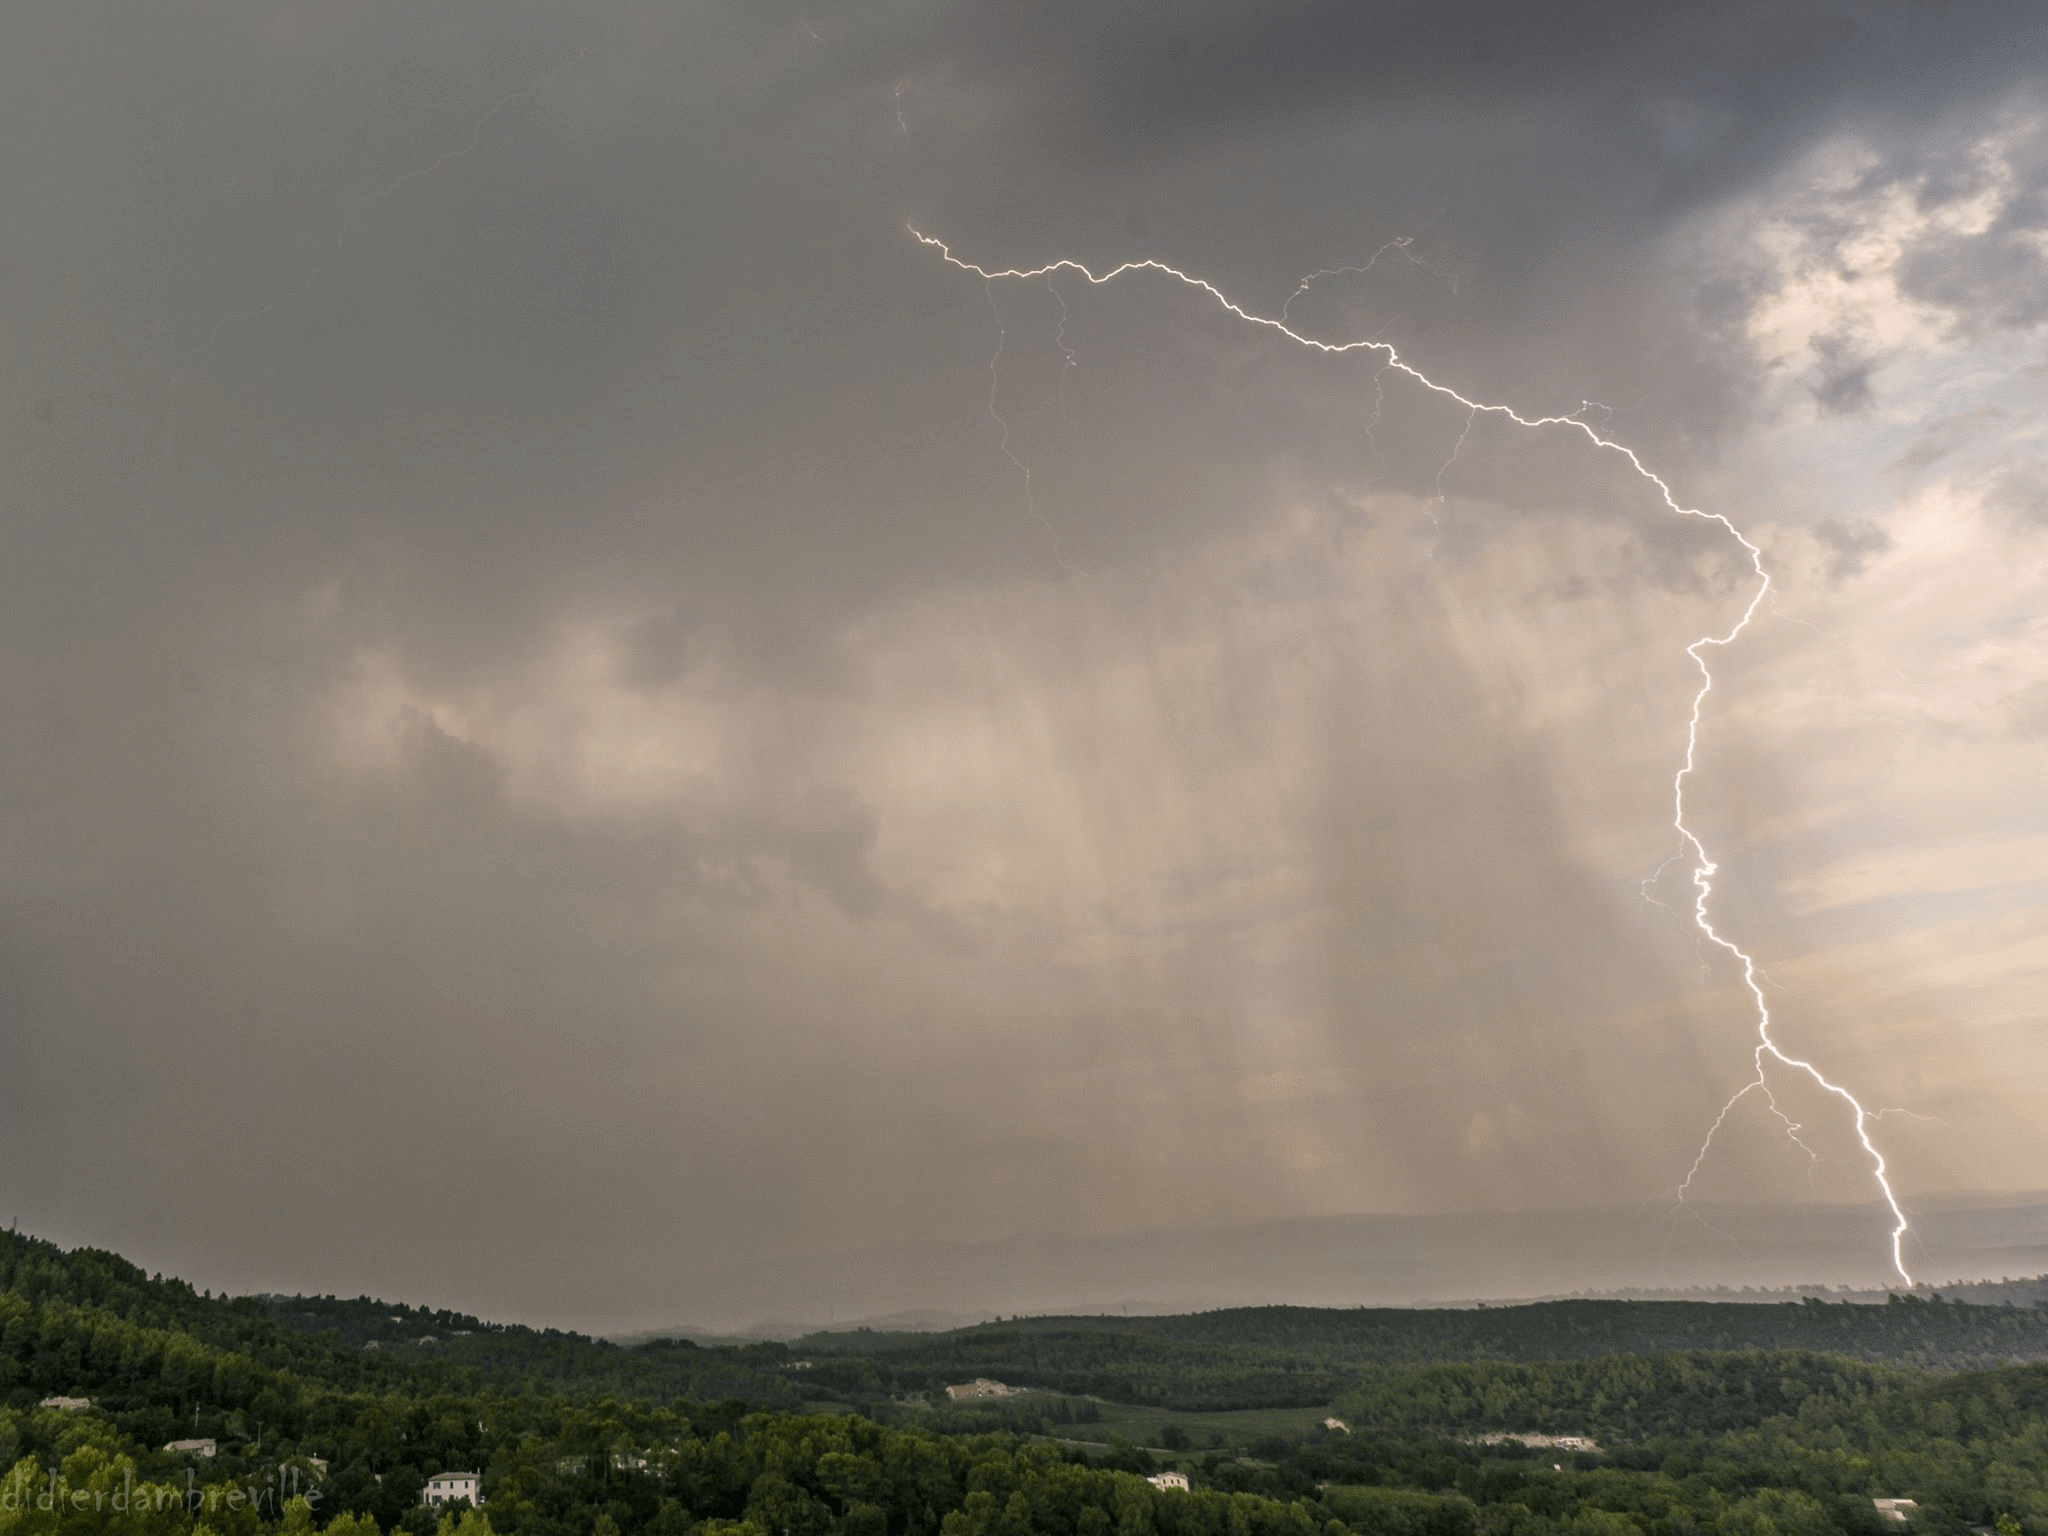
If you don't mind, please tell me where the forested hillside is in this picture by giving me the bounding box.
[248,1295,797,1410]
[8,1228,2048,1536]
[783,1294,2048,1410]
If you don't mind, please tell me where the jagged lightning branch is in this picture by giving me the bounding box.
[1279,237,1430,321]
[1050,277,1078,426]
[979,283,1083,575]
[911,225,1916,1286]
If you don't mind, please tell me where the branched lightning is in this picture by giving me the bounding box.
[1049,276,1078,427]
[1640,850,1696,926]
[1872,1106,1952,1126]
[913,224,1916,1286]
[1279,239,1425,321]
[1359,359,1393,486]
[1427,404,1479,543]
[979,283,1085,575]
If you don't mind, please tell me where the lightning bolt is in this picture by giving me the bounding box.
[912,224,1916,1286]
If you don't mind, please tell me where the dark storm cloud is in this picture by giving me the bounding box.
[3,0,2045,1328]
[996,1,2043,149]
[914,1,2048,254]
[905,0,2048,436]
[23,0,2007,657]
[1895,117,2048,336]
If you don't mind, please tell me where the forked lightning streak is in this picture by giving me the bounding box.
[912,224,1915,1286]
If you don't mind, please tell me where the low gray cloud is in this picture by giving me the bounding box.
[1891,406,2010,476]
[1808,331,1879,416]
[1981,455,2048,530]
[1812,516,1893,583]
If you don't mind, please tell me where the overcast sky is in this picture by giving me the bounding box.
[5,0,2048,1332]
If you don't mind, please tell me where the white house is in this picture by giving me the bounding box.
[163,1440,217,1458]
[38,1397,90,1412]
[422,1471,483,1508]
[1147,1473,1191,1492]
[1323,1418,1349,1434]
[1874,1500,1919,1523]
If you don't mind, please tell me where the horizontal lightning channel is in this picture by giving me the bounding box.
[912,225,1915,1287]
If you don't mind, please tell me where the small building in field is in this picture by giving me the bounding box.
[1148,1473,1191,1492]
[39,1397,90,1412]
[945,1378,1016,1401]
[1874,1500,1918,1523]
[423,1471,483,1508]
[1323,1418,1349,1433]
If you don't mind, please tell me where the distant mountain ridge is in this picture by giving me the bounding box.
[635,1193,2048,1337]
[763,1292,2048,1410]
